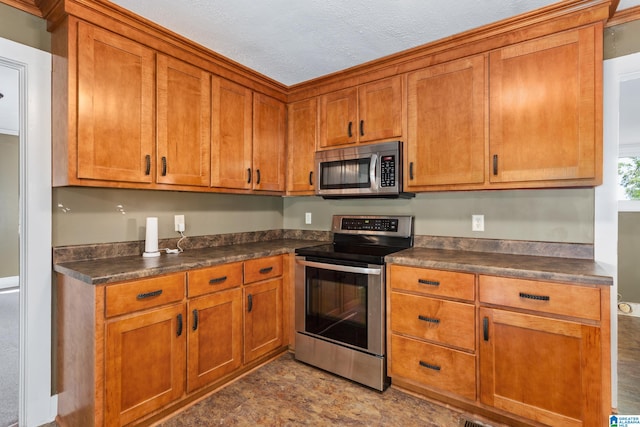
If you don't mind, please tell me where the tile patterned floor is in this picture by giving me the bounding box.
[153,352,501,427]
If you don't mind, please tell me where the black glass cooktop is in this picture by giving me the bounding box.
[295,243,408,265]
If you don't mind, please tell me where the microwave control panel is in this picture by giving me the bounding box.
[380,155,396,187]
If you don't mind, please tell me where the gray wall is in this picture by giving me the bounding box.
[52,188,283,246]
[618,212,640,302]
[0,3,50,52]
[0,133,19,277]
[284,189,595,243]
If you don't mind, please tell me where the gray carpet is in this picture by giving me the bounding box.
[0,289,19,427]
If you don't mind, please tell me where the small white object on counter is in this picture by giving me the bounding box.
[143,217,160,257]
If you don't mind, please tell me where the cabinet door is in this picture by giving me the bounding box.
[489,26,599,184]
[287,98,317,194]
[157,55,211,186]
[76,21,155,183]
[479,308,603,427]
[244,278,283,363]
[407,55,485,188]
[187,288,242,392]
[319,87,357,148]
[358,76,403,143]
[105,303,186,427]
[253,93,286,191]
[211,77,252,189]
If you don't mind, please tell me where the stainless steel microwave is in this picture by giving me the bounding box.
[315,141,414,199]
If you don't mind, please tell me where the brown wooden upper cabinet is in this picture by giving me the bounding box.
[318,76,402,149]
[72,21,211,188]
[211,77,286,192]
[406,54,486,190]
[286,98,318,195]
[75,21,156,184]
[156,54,211,187]
[489,26,600,185]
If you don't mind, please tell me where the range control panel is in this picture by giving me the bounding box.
[341,217,399,232]
[332,215,414,237]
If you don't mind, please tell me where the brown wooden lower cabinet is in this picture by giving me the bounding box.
[387,264,611,427]
[55,255,286,427]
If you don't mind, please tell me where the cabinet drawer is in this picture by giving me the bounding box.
[389,265,475,301]
[390,335,476,401]
[391,292,475,351]
[105,273,185,317]
[479,275,601,321]
[188,262,243,297]
[244,255,283,284]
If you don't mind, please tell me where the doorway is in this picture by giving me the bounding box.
[0,37,55,426]
[599,50,640,415]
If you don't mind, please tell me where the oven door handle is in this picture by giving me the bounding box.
[296,259,382,275]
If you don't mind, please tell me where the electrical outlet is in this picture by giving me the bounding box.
[472,214,484,232]
[174,215,185,232]
[305,212,312,225]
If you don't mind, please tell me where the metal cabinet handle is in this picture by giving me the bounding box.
[145,155,151,175]
[419,361,441,371]
[209,276,228,285]
[309,171,313,186]
[192,309,198,331]
[256,169,261,185]
[247,168,252,184]
[492,154,498,176]
[418,279,440,287]
[161,156,167,176]
[259,266,273,274]
[247,294,253,312]
[136,289,163,300]
[359,120,364,136]
[409,162,414,180]
[418,315,440,324]
[177,313,183,337]
[483,317,489,341]
[348,121,353,138]
[519,292,550,301]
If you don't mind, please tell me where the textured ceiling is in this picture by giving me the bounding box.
[110,0,640,86]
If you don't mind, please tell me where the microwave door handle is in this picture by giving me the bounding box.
[369,154,378,190]
[296,259,382,275]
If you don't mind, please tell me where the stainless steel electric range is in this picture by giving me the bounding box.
[294,215,414,391]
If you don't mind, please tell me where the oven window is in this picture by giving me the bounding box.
[304,266,368,349]
[320,158,370,189]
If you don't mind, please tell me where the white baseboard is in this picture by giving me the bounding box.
[0,275,19,290]
[618,301,640,317]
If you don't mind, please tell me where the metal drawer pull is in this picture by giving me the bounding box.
[419,361,441,371]
[519,292,550,301]
[247,168,252,184]
[418,279,440,287]
[418,315,440,324]
[209,276,228,285]
[177,313,183,337]
[483,317,489,341]
[359,119,364,136]
[309,171,314,186]
[247,294,253,312]
[259,266,273,274]
[493,154,498,176]
[348,121,353,138]
[192,309,198,331]
[144,154,151,175]
[256,169,261,185]
[136,289,163,300]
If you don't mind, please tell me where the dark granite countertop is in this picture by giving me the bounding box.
[53,233,613,287]
[53,239,320,285]
[386,247,612,286]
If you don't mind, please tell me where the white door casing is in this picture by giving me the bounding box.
[0,37,55,426]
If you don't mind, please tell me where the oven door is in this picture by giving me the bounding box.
[295,256,385,356]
